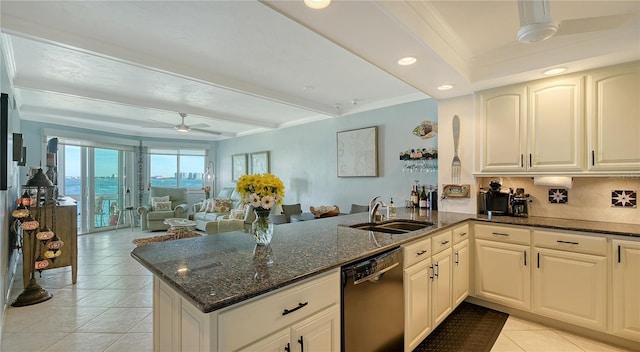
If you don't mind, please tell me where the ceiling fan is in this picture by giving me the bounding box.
[516,0,636,43]
[146,113,222,135]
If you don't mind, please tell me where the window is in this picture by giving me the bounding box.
[149,149,206,189]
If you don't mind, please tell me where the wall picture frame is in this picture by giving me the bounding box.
[231,153,247,181]
[337,126,378,177]
[250,151,270,174]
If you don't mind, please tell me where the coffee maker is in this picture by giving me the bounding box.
[510,188,529,217]
[478,181,511,215]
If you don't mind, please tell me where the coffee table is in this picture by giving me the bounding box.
[164,218,198,238]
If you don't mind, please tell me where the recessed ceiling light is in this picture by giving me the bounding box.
[304,0,331,9]
[437,84,454,91]
[543,67,567,75]
[398,57,417,66]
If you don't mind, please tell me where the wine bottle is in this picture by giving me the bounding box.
[419,186,428,208]
[411,186,419,208]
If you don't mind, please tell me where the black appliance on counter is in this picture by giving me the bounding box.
[478,181,529,217]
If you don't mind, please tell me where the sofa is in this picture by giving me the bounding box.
[137,187,189,231]
[192,187,244,231]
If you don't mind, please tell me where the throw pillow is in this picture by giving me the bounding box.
[154,201,172,211]
[199,199,210,212]
[213,198,233,213]
[150,195,170,210]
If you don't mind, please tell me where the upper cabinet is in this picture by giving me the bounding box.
[527,77,584,172]
[477,85,527,173]
[476,61,639,176]
[587,62,640,173]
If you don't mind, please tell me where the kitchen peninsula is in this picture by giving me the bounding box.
[131,210,640,352]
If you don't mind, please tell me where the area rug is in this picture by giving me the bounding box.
[133,231,201,247]
[413,302,509,352]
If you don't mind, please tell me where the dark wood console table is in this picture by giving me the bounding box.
[22,197,77,285]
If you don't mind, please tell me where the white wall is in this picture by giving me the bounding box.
[216,99,439,213]
[436,95,476,214]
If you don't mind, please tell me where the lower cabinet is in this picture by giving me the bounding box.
[431,247,453,327]
[153,268,341,352]
[452,239,470,307]
[532,230,608,331]
[404,258,432,352]
[612,239,640,342]
[403,236,432,352]
[475,238,531,310]
[237,305,339,352]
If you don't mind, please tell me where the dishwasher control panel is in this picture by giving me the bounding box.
[349,248,402,283]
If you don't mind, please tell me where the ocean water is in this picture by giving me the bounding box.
[64,177,203,196]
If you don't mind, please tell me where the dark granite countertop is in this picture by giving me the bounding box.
[130,209,639,313]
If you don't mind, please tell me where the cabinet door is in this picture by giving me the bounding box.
[478,85,527,172]
[154,277,181,352]
[533,248,607,331]
[612,240,640,341]
[588,62,640,172]
[291,305,340,352]
[527,76,584,172]
[475,239,531,310]
[404,259,432,352]
[236,328,290,352]
[432,249,453,328]
[453,239,470,307]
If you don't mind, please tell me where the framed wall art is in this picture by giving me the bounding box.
[337,126,378,177]
[231,153,247,181]
[250,151,270,174]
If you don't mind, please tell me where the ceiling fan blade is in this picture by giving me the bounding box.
[190,128,222,136]
[189,123,209,128]
[141,119,174,128]
[556,13,636,36]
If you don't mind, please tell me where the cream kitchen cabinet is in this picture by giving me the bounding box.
[452,224,470,307]
[477,85,527,173]
[612,239,640,342]
[237,305,339,352]
[153,268,340,352]
[532,230,607,331]
[403,236,432,352]
[587,61,640,173]
[431,246,453,328]
[474,224,531,310]
[477,76,584,174]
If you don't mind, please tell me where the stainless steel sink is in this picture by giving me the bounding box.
[349,219,434,234]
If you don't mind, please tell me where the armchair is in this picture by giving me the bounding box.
[138,187,189,231]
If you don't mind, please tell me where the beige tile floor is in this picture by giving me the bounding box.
[2,228,635,352]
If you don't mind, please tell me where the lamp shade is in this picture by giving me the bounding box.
[25,168,53,188]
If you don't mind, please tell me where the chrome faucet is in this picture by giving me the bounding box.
[369,196,386,223]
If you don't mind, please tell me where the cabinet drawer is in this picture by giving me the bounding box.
[403,237,431,268]
[217,269,340,351]
[452,224,470,244]
[475,223,531,245]
[432,230,452,255]
[534,230,606,256]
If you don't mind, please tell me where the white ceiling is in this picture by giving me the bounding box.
[1,0,638,141]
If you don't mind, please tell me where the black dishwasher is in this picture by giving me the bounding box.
[341,247,404,352]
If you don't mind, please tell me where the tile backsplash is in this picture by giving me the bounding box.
[478,177,640,225]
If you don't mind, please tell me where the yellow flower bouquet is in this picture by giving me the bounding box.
[236,173,285,245]
[236,173,285,211]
